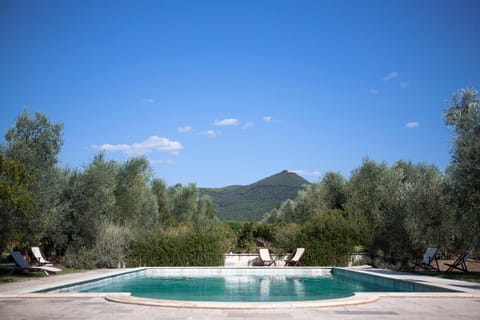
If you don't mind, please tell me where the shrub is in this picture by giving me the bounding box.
[93,222,132,268]
[62,247,96,269]
[281,210,359,266]
[273,223,301,252]
[225,221,277,253]
[128,223,227,266]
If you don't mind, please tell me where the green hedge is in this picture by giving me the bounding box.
[224,221,276,252]
[289,210,360,266]
[128,228,225,266]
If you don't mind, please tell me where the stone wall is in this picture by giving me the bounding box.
[224,253,290,267]
[223,253,371,267]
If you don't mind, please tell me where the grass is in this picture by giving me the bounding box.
[0,265,45,283]
[0,263,86,284]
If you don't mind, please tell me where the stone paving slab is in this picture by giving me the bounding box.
[1,296,480,319]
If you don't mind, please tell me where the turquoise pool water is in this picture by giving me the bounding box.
[74,273,430,302]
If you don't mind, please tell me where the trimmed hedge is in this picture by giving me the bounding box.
[289,210,360,266]
[128,227,226,266]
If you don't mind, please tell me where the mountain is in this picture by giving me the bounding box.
[199,170,310,221]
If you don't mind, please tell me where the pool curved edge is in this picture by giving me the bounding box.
[1,291,478,310]
[103,291,480,309]
[104,292,382,309]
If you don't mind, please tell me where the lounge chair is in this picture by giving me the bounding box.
[445,247,474,272]
[412,246,439,271]
[258,248,276,266]
[31,247,53,266]
[10,251,62,275]
[284,248,305,266]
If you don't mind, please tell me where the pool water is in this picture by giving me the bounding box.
[78,273,413,302]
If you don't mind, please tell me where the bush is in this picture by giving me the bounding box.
[273,223,301,252]
[61,222,132,269]
[128,224,227,266]
[288,210,360,266]
[62,247,96,269]
[224,221,277,253]
[93,222,132,268]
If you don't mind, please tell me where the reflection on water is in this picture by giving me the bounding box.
[260,278,270,299]
[292,278,305,300]
[76,273,414,302]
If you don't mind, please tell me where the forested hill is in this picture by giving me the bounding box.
[199,170,310,221]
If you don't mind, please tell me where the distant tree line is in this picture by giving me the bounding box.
[1,88,479,268]
[263,88,480,267]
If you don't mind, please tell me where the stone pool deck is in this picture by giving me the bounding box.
[1,267,480,319]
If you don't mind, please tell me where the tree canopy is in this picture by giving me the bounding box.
[444,88,480,245]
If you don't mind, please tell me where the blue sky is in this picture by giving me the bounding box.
[1,0,479,187]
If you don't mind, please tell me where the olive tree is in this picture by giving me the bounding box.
[152,178,172,224]
[399,162,453,254]
[0,155,35,253]
[59,154,118,250]
[114,156,158,228]
[168,183,199,222]
[444,88,480,245]
[2,109,64,249]
[4,109,63,172]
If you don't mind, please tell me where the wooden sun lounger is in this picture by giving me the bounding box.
[445,247,474,272]
[258,248,276,266]
[284,248,305,266]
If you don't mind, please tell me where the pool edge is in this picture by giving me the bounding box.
[2,266,480,309]
[104,291,480,309]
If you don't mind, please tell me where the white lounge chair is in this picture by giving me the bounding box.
[258,248,276,266]
[284,248,305,266]
[31,247,53,266]
[11,251,62,275]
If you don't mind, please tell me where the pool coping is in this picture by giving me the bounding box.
[1,266,480,309]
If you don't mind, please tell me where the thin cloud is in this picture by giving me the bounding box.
[178,126,193,134]
[139,98,156,104]
[198,130,220,137]
[369,89,379,95]
[92,135,183,155]
[242,122,255,129]
[263,116,273,123]
[405,121,420,129]
[292,169,321,178]
[383,72,399,81]
[150,159,176,165]
[213,118,239,126]
[400,81,410,88]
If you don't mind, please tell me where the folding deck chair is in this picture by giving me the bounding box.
[445,247,474,272]
[284,248,305,266]
[412,246,439,271]
[258,248,276,266]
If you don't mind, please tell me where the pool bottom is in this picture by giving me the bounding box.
[77,271,440,302]
[81,274,357,302]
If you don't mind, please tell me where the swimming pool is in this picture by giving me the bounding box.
[42,267,454,303]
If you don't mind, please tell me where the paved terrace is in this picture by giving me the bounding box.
[1,267,480,320]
